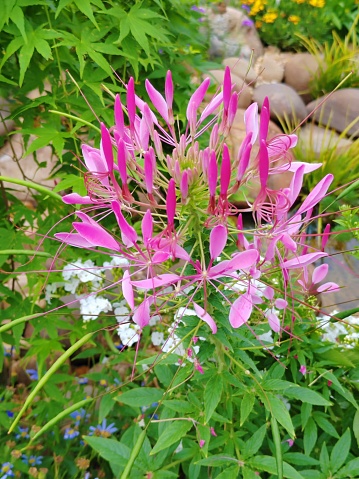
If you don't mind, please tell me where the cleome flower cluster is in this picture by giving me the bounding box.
[54,67,338,341]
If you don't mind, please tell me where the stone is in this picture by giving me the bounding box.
[297,124,352,157]
[253,83,308,123]
[254,52,285,84]
[205,5,263,61]
[306,89,359,137]
[222,57,257,84]
[284,53,321,103]
[203,70,253,109]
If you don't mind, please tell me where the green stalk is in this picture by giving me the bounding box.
[0,250,52,257]
[8,332,94,433]
[0,176,62,201]
[49,110,101,134]
[26,397,93,447]
[120,430,146,479]
[271,417,283,479]
[0,313,46,334]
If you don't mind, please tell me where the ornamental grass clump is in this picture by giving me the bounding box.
[4,67,359,479]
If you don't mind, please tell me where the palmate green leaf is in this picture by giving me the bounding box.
[115,387,164,407]
[151,420,192,455]
[266,393,295,438]
[248,456,305,479]
[330,428,351,473]
[73,0,105,28]
[204,373,223,423]
[19,40,34,86]
[0,0,16,31]
[0,74,17,85]
[0,35,24,69]
[284,386,332,406]
[9,5,26,42]
[22,127,71,158]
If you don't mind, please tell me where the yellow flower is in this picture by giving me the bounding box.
[309,0,325,7]
[288,15,301,24]
[262,11,278,23]
[292,0,305,3]
[255,20,263,28]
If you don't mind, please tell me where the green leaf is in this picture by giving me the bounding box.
[151,420,192,455]
[204,374,223,423]
[162,400,194,414]
[34,38,52,60]
[283,453,319,466]
[336,458,359,478]
[304,417,317,456]
[0,74,17,85]
[248,456,305,479]
[215,466,240,479]
[242,424,267,459]
[319,442,329,475]
[353,409,359,447]
[99,394,116,422]
[240,392,255,426]
[0,35,24,68]
[9,5,26,42]
[284,387,331,406]
[19,40,34,86]
[74,0,99,28]
[196,454,239,467]
[116,387,164,408]
[266,393,295,438]
[301,403,312,430]
[84,436,129,476]
[313,413,339,438]
[330,429,351,473]
[262,379,294,390]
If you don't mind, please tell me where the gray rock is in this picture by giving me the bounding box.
[254,53,285,84]
[222,57,257,84]
[253,83,308,123]
[306,89,359,137]
[284,53,321,103]
[297,124,352,157]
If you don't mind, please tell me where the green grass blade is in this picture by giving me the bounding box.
[271,417,283,479]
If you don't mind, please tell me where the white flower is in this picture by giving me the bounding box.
[117,322,140,347]
[149,314,161,326]
[45,281,64,304]
[64,278,80,295]
[151,332,165,346]
[114,300,131,323]
[79,296,112,322]
[103,255,130,268]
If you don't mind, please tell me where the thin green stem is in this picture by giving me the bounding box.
[0,250,52,257]
[0,176,62,201]
[49,110,101,133]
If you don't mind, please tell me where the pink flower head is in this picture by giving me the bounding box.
[299,365,307,375]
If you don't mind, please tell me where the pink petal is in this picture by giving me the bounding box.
[259,139,269,189]
[312,263,329,284]
[199,91,223,123]
[223,66,231,111]
[317,282,340,293]
[166,179,176,225]
[131,273,180,290]
[220,143,231,196]
[180,170,189,199]
[193,302,217,334]
[267,312,280,333]
[72,222,121,251]
[244,103,258,145]
[100,123,114,172]
[275,298,288,309]
[114,94,125,137]
[321,224,331,251]
[209,224,227,260]
[287,161,322,173]
[263,286,274,300]
[259,100,269,143]
[126,77,136,126]
[117,138,128,185]
[165,70,174,111]
[229,292,253,328]
[297,174,334,216]
[208,150,218,197]
[151,251,171,263]
[54,232,94,248]
[142,210,153,247]
[281,252,328,270]
[144,150,154,194]
[111,201,138,247]
[227,249,259,272]
[122,270,134,309]
[288,164,304,207]
[186,78,211,126]
[133,299,150,329]
[145,79,169,123]
[62,193,93,205]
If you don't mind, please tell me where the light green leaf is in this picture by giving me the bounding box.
[151,420,192,455]
[319,442,329,475]
[0,74,17,85]
[313,414,339,438]
[204,374,223,423]
[336,457,359,478]
[128,16,150,56]
[248,456,305,479]
[99,394,116,422]
[240,392,255,426]
[0,35,24,69]
[215,466,240,479]
[162,400,194,414]
[9,5,26,42]
[330,429,351,473]
[84,436,129,476]
[284,387,331,406]
[115,387,164,408]
[266,393,295,438]
[55,0,72,18]
[283,453,319,466]
[34,38,52,60]
[19,41,34,86]
[354,409,359,447]
[195,454,239,467]
[304,418,317,456]
[74,0,98,28]
[242,424,267,459]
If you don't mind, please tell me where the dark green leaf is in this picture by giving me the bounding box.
[319,442,329,475]
[313,414,339,438]
[284,387,331,406]
[283,453,319,466]
[240,392,255,426]
[330,429,351,473]
[242,424,267,458]
[204,374,223,423]
[266,393,295,438]
[304,417,317,456]
[248,456,305,479]
[196,454,239,467]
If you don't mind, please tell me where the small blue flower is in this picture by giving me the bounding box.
[89,419,118,438]
[15,427,29,440]
[64,427,80,440]
[3,345,13,357]
[77,377,89,385]
[70,408,87,425]
[0,462,15,479]
[26,369,38,381]
[6,411,14,418]
[21,455,43,466]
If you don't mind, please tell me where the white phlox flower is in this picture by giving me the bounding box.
[79,295,112,322]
